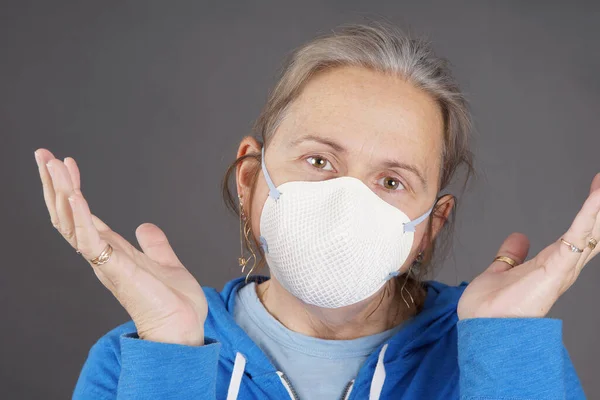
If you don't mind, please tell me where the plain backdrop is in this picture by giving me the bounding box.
[2,1,599,398]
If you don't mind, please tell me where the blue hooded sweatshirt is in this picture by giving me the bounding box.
[73,275,586,399]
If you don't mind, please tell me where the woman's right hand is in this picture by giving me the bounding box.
[34,148,208,346]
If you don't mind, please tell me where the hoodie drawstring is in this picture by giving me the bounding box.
[227,345,387,400]
[369,343,388,400]
[227,352,246,400]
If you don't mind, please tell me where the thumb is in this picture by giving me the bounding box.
[589,172,600,195]
[136,223,183,267]
[486,232,530,273]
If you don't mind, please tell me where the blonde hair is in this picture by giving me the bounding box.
[223,20,474,310]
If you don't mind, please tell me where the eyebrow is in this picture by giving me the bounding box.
[290,134,347,153]
[290,134,428,190]
[382,159,428,190]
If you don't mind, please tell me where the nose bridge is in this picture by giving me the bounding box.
[344,153,376,190]
[345,169,369,186]
[344,136,385,186]
[346,143,373,188]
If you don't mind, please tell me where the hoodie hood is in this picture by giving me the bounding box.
[202,275,468,399]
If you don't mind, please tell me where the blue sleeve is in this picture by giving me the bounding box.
[73,322,222,400]
[457,318,585,400]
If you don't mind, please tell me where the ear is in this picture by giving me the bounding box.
[429,194,455,240]
[235,136,263,203]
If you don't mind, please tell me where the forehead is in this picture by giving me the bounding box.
[279,65,444,181]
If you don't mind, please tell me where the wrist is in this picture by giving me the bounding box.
[139,330,205,347]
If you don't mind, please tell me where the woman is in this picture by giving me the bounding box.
[34,22,596,399]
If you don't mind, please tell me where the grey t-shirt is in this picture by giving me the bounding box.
[232,281,403,400]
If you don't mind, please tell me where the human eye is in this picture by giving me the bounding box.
[377,176,405,192]
[305,155,334,171]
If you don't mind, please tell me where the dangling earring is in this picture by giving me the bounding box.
[414,251,424,265]
[400,251,422,308]
[238,195,257,281]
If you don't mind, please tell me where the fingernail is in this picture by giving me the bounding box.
[46,162,54,175]
[68,196,75,205]
[34,151,40,165]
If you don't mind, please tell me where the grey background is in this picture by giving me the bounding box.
[2,1,599,398]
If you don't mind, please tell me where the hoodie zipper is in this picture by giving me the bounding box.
[339,379,355,400]
[276,371,300,400]
[276,372,355,400]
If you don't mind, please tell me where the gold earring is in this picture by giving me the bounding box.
[400,265,415,309]
[400,251,422,308]
[414,251,424,266]
[238,195,256,281]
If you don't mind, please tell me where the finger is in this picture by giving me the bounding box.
[68,193,169,311]
[135,223,183,267]
[64,156,110,238]
[47,159,78,249]
[68,192,133,287]
[34,149,60,230]
[590,173,600,195]
[487,232,530,273]
[91,214,111,233]
[64,157,82,195]
[581,173,600,265]
[555,184,600,273]
[65,156,103,236]
[583,223,600,265]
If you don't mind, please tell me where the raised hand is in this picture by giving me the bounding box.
[458,173,600,320]
[34,149,207,346]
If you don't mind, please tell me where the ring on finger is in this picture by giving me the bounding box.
[494,255,518,268]
[88,243,113,266]
[560,238,584,253]
[588,237,598,250]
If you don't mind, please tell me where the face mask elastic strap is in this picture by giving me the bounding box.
[259,235,269,254]
[403,205,434,233]
[261,146,281,200]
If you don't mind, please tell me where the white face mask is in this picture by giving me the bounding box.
[258,147,433,308]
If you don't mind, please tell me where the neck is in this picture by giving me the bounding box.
[255,276,421,340]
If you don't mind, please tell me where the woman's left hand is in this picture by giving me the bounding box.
[457,173,600,319]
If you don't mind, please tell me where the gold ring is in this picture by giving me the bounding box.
[588,237,598,250]
[494,255,518,268]
[89,243,113,266]
[560,238,584,253]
